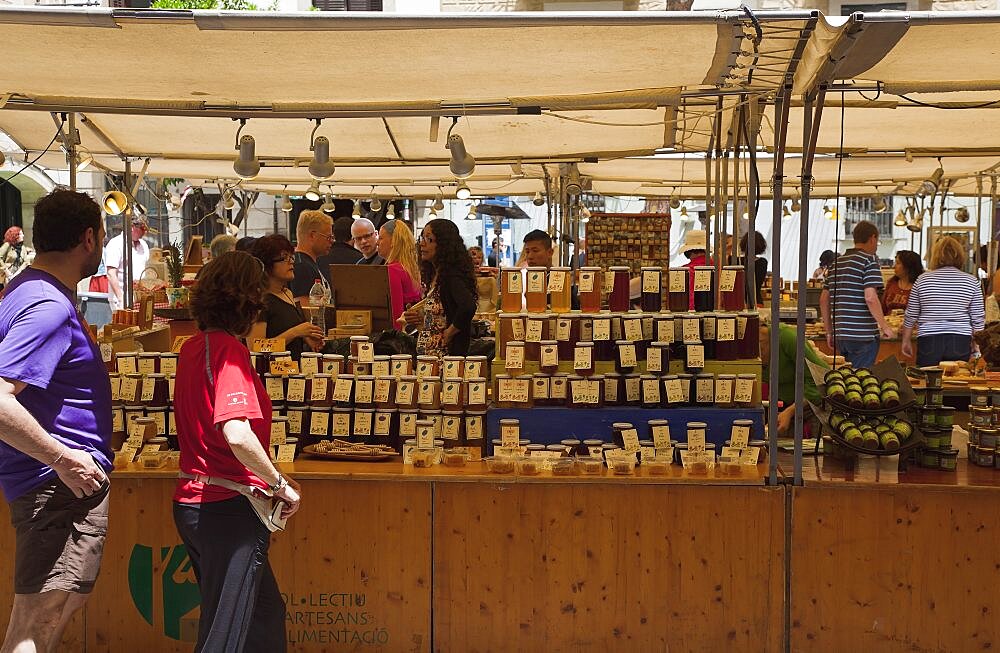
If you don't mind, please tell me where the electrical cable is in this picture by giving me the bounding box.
[0,119,65,191]
[897,92,1000,110]
[740,5,764,87]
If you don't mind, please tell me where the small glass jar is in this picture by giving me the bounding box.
[374,376,396,409]
[349,335,371,359]
[464,412,486,447]
[415,355,440,380]
[523,317,548,361]
[395,375,418,410]
[692,266,715,311]
[663,375,684,407]
[603,373,623,407]
[668,267,689,312]
[495,374,532,409]
[694,373,716,406]
[715,374,736,407]
[137,353,159,375]
[309,373,332,406]
[285,374,309,406]
[715,314,739,361]
[371,356,391,379]
[573,342,596,377]
[537,340,560,375]
[504,340,527,376]
[646,341,670,375]
[639,266,663,312]
[615,340,638,374]
[734,374,756,407]
[971,386,991,408]
[578,267,603,312]
[700,313,717,360]
[121,373,142,405]
[554,314,578,360]
[159,353,178,376]
[348,356,372,377]
[419,411,443,438]
[115,352,139,375]
[441,411,464,443]
[464,356,488,380]
[971,406,993,427]
[550,374,569,404]
[608,266,631,312]
[549,267,573,313]
[322,353,345,376]
[719,265,746,311]
[569,375,603,408]
[146,406,168,437]
[531,374,552,407]
[500,267,524,313]
[678,373,693,405]
[354,375,375,409]
[311,407,334,440]
[398,411,419,440]
[684,341,705,374]
[641,375,661,409]
[332,374,355,408]
[286,406,306,436]
[524,267,548,313]
[591,315,614,362]
[737,312,761,359]
[920,366,944,389]
[353,408,375,440]
[391,354,414,378]
[299,352,322,376]
[441,377,464,412]
[498,418,521,447]
[561,439,583,456]
[680,313,701,344]
[648,419,671,448]
[373,410,396,443]
[263,374,285,402]
[466,377,488,411]
[441,356,465,380]
[147,374,169,406]
[611,422,636,449]
[417,376,442,410]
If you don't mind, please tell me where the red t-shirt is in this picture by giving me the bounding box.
[173,330,272,504]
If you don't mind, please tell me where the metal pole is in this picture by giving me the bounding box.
[123,159,134,309]
[975,175,983,275]
[769,84,792,487]
[712,97,724,266]
[990,175,999,277]
[746,99,760,306]
[67,113,78,191]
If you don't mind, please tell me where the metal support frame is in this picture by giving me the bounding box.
[122,158,134,310]
[67,113,78,191]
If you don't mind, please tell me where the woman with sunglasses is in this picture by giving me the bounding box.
[248,235,323,359]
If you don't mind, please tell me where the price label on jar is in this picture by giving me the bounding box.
[270,421,287,444]
[501,422,520,447]
[593,319,611,341]
[640,447,656,463]
[399,413,417,437]
[694,269,712,292]
[392,360,408,377]
[442,381,461,405]
[168,412,177,435]
[354,412,373,436]
[579,271,596,293]
[416,361,433,380]
[333,377,353,403]
[540,345,559,369]
[657,321,674,343]
[374,413,392,436]
[357,343,375,364]
[324,359,342,375]
[372,360,390,378]
[506,270,523,295]
[625,377,641,402]
[740,447,761,465]
[333,412,351,437]
[168,377,175,402]
[310,411,329,436]
[418,381,435,405]
[397,381,414,405]
[696,379,714,404]
[270,359,299,375]
[286,378,306,403]
[550,377,568,400]
[299,356,319,376]
[309,376,328,402]
[730,424,751,449]
[510,318,525,341]
[717,319,736,341]
[355,381,374,405]
[109,376,122,402]
[100,342,114,364]
[688,428,706,453]
[526,270,545,294]
[686,344,705,369]
[117,356,137,375]
[112,409,124,433]
[265,376,284,400]
[715,378,734,403]
[250,337,284,353]
[647,348,663,373]
[416,422,435,448]
[737,316,748,340]
[140,378,156,402]
[603,272,616,295]
[151,411,166,435]
[642,379,660,405]
[652,424,671,448]
[374,379,392,403]
[682,319,700,343]
[287,411,302,435]
[505,345,525,369]
[547,272,566,293]
[275,444,296,463]
[468,381,486,405]
[498,378,530,404]
[526,320,543,342]
[138,358,157,375]
[665,379,684,404]
[465,361,484,379]
[621,428,641,453]
[571,380,601,405]
[574,346,593,370]
[720,269,738,292]
[624,320,643,343]
[618,343,637,368]
[734,378,755,404]
[466,416,484,440]
[603,379,619,403]
[642,270,660,294]
[533,377,551,400]
[702,317,716,340]
[669,270,687,293]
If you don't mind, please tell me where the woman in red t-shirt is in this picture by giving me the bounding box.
[172,252,301,653]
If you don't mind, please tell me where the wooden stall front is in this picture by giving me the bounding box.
[0,462,784,653]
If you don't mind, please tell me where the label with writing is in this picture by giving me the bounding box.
[333,412,351,437]
[642,270,660,293]
[100,342,114,364]
[127,422,145,445]
[603,271,616,295]
[465,361,483,379]
[286,378,306,403]
[442,381,461,405]
[276,444,296,463]
[657,320,674,343]
[694,269,712,292]
[510,318,525,341]
[372,360,390,378]
[716,377,734,403]
[722,446,744,459]
[353,411,373,436]
[396,381,414,405]
[500,423,520,447]
[683,319,700,343]
[696,379,715,404]
[160,357,177,375]
[647,348,662,373]
[324,359,342,375]
[717,318,736,341]
[468,381,486,405]
[141,443,161,455]
[311,376,329,402]
[571,379,601,404]
[287,411,302,435]
[119,443,140,462]
[357,342,375,364]
[465,416,484,440]
[300,356,319,376]
[665,378,684,404]
[117,356,137,375]
[333,377,353,403]
[621,428,641,453]
[738,316,748,340]
[150,411,166,435]
[270,359,300,375]
[593,319,611,341]
[399,413,417,437]
[555,319,571,341]
[442,360,461,378]
[416,361,433,380]
[688,428,707,453]
[442,416,461,440]
[138,358,157,375]
[702,316,716,340]
[355,380,374,405]
[168,412,177,435]
[533,377,551,400]
[579,319,593,342]
[735,378,755,404]
[392,360,409,377]
[270,421,287,444]
[140,378,156,402]
[547,271,566,293]
[112,408,124,432]
[574,346,593,370]
[625,377,641,402]
[579,271,595,293]
[506,270,523,295]
[624,320,643,343]
[642,378,662,405]
[374,412,392,436]
[250,337,285,353]
[640,447,657,463]
[498,378,531,404]
[540,345,559,368]
[110,376,122,402]
[686,344,705,369]
[603,378,619,403]
[526,270,545,294]
[310,411,329,435]
[669,270,686,293]
[652,424,671,448]
[730,424,751,449]
[418,381,436,405]
[526,320,544,342]
[168,377,175,402]
[550,377,568,400]
[505,344,525,370]
[618,343,637,368]
[416,421,435,448]
[721,269,738,292]
[740,447,761,465]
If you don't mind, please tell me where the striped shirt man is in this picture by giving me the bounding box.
[903,267,985,337]
[823,248,884,340]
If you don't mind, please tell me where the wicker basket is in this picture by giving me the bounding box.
[134,268,167,306]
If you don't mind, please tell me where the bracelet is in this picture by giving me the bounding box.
[269,474,287,494]
[51,451,65,467]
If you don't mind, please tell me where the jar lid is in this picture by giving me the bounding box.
[723,265,743,270]
[499,418,520,424]
[648,419,669,425]
[694,266,715,271]
[148,436,168,443]
[717,374,737,379]
[583,439,604,445]
[733,419,754,426]
[350,335,370,342]
[550,266,571,272]
[687,421,708,428]
[612,422,634,429]
[399,375,418,381]
[576,341,595,347]
[560,439,582,444]
[323,353,344,360]
[466,356,488,362]
[609,266,630,271]
[301,352,322,357]
[737,373,757,379]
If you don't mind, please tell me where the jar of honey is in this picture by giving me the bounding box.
[285,375,309,406]
[573,342,596,376]
[441,377,465,412]
[310,373,333,406]
[464,412,486,449]
[640,266,663,312]
[615,340,638,374]
[524,267,548,313]
[322,353,345,376]
[577,267,603,312]
[734,374,756,407]
[415,355,440,380]
[330,408,351,439]
[464,356,488,380]
[146,374,170,406]
[500,267,524,313]
[550,374,569,404]
[680,313,701,343]
[684,341,705,374]
[539,340,560,374]
[417,376,442,410]
[160,353,178,376]
[692,266,715,311]
[608,266,631,312]
[391,354,414,377]
[466,377,488,411]
[441,356,465,379]
[498,313,526,354]
[700,313,717,360]
[398,410,419,440]
[569,375,603,408]
[441,411,464,443]
[137,353,159,375]
[668,267,689,312]
[263,374,285,403]
[374,376,395,409]
[333,374,355,408]
[353,408,375,441]
[300,352,322,376]
[653,315,675,345]
[720,265,746,311]
[523,316,548,360]
[549,267,573,313]
[591,314,614,361]
[115,352,139,375]
[354,375,376,408]
[504,340,527,376]
[495,374,532,408]
[663,375,685,406]
[677,374,694,405]
[350,335,371,359]
[286,406,306,437]
[371,356,391,379]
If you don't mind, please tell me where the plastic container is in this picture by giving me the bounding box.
[485,457,517,474]
[640,266,663,312]
[579,458,605,475]
[719,265,746,311]
[500,267,524,313]
[551,458,579,476]
[524,267,548,313]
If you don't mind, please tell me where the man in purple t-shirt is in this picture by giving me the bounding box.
[0,189,112,651]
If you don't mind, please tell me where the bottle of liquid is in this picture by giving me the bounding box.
[309,279,326,333]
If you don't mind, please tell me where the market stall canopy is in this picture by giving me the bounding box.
[0,7,823,181]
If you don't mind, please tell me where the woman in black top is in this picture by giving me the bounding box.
[740,230,769,307]
[404,219,477,356]
[248,234,323,359]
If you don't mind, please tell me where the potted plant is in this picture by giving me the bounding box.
[164,242,189,309]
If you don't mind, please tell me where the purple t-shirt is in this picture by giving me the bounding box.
[0,268,113,501]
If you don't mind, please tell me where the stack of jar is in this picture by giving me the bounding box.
[963,383,1000,470]
[910,367,958,471]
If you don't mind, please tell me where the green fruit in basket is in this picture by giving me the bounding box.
[880,379,900,392]
[824,370,845,385]
[881,389,901,408]
[893,421,913,440]
[856,369,873,380]
[862,393,882,409]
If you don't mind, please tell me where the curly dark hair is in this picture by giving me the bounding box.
[893,249,924,282]
[190,251,266,335]
[420,219,476,296]
[249,234,294,276]
[32,190,101,253]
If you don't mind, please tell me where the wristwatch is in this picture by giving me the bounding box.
[269,474,288,494]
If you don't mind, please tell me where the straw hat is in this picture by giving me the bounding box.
[680,229,707,253]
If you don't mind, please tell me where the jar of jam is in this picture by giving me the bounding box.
[119,373,141,405]
[623,374,642,406]
[310,374,333,406]
[653,315,675,345]
[347,357,372,377]
[263,374,285,403]
[500,267,524,313]
[146,406,168,436]
[350,335,372,359]
[971,386,991,408]
[679,313,700,344]
[115,352,139,375]
[695,373,716,406]
[716,374,736,407]
[607,266,631,312]
[498,313,526,354]
[466,377,488,411]
[971,406,993,427]
[684,341,705,374]
[398,410,419,440]
[536,340,559,374]
[550,374,569,405]
[333,374,355,407]
[353,408,375,440]
[285,374,309,405]
[416,355,440,380]
[137,353,159,375]
[441,377,465,411]
[391,354,414,378]
[603,373,623,407]
[160,353,178,375]
[167,376,176,403]
[308,407,332,440]
[577,313,594,343]
[354,375,376,408]
[640,266,663,312]
[420,411,444,438]
[737,312,761,359]
[440,356,464,379]
[524,267,548,313]
[464,356,488,381]
[678,373,694,405]
[109,374,122,407]
[641,375,661,408]
[700,313,717,360]
[300,352,322,376]
[554,314,577,360]
[523,316,548,360]
[286,406,306,436]
[464,412,486,449]
[663,375,684,406]
[611,422,637,450]
[647,341,670,375]
[578,267,603,312]
[504,340,527,376]
[373,409,396,444]
[371,356,391,379]
[495,374,532,408]
[548,267,573,313]
[734,374,756,406]
[417,376,442,410]
[330,408,351,439]
[569,375,603,408]
[441,411,464,444]
[532,374,552,407]
[374,376,396,409]
[591,315,614,361]
[715,313,739,360]
[322,353,345,376]
[573,342,596,376]
[146,374,170,406]
[692,266,715,311]
[615,340,638,374]
[561,439,583,456]
[719,265,746,311]
[648,419,671,448]
[668,267,689,312]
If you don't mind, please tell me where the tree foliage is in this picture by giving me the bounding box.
[151,0,271,10]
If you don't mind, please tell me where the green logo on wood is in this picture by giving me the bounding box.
[127,544,202,641]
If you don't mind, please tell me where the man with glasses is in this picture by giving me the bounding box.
[351,218,385,266]
[289,210,334,303]
[104,215,150,310]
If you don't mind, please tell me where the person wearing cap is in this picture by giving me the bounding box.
[679,229,711,311]
[104,215,150,309]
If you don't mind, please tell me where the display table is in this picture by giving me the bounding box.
[0,461,784,653]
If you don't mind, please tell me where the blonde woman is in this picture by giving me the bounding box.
[377,220,422,324]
